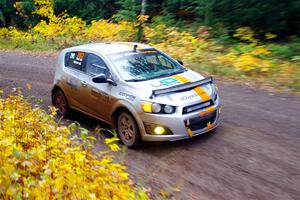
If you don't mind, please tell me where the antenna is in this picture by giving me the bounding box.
[133,44,138,52]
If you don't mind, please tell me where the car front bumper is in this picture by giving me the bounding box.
[139,97,221,141]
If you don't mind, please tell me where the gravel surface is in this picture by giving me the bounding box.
[1,51,300,200]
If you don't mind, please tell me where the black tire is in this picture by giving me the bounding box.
[53,89,70,118]
[117,112,141,148]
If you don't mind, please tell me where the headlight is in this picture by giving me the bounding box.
[141,101,176,114]
[164,105,174,114]
[152,103,162,113]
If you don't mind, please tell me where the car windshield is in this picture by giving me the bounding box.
[108,49,185,81]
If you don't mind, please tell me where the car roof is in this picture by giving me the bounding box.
[66,42,155,55]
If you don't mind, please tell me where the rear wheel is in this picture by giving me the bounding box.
[117,112,141,148]
[53,89,69,117]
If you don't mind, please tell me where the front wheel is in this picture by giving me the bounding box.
[53,89,70,117]
[117,112,141,148]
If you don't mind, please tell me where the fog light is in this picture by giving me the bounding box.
[154,126,165,135]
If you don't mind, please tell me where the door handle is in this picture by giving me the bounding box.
[81,81,88,87]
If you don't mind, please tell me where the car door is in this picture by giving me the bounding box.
[63,51,86,109]
[79,53,114,122]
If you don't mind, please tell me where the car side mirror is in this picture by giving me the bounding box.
[92,73,106,83]
[92,73,117,86]
[177,60,184,65]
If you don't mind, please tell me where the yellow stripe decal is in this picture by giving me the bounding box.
[193,87,211,102]
[172,75,212,138]
[172,75,211,102]
[199,107,215,117]
[172,75,189,83]
[186,127,193,138]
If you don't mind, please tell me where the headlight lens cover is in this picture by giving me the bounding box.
[164,105,174,114]
[152,103,162,113]
[141,101,176,114]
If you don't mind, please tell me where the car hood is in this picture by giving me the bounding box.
[126,70,214,106]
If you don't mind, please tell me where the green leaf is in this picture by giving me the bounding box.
[13,148,22,159]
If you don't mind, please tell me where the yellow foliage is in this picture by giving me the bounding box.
[0,93,149,199]
[145,26,209,65]
[33,14,86,41]
[137,15,149,23]
[0,27,34,43]
[265,32,277,40]
[234,54,272,72]
[234,27,258,45]
[218,28,274,74]
[0,27,9,38]
[32,0,54,18]
[13,2,24,16]
[84,20,135,42]
[251,45,271,56]
[218,46,273,74]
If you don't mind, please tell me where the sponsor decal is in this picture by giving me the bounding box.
[73,60,82,66]
[181,93,199,101]
[151,77,180,87]
[119,92,136,101]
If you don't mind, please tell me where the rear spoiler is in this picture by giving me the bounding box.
[150,76,213,99]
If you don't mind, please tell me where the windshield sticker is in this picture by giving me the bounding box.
[119,92,136,101]
[76,52,85,61]
[151,77,180,87]
[70,52,76,59]
[73,60,82,66]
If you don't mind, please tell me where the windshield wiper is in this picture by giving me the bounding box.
[125,69,187,82]
[125,78,145,82]
[158,69,186,78]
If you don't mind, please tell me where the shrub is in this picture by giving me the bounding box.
[144,25,211,65]
[0,90,149,199]
[84,20,135,42]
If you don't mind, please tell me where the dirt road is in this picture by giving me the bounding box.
[1,51,299,200]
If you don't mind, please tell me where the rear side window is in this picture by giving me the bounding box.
[65,51,86,71]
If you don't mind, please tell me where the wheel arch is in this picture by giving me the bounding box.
[111,101,146,140]
[51,85,64,105]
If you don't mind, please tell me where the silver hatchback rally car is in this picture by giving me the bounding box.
[52,42,221,147]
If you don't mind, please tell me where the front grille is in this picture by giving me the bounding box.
[185,111,217,131]
[183,100,214,114]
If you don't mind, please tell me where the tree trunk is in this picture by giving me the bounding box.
[136,0,147,42]
[204,0,215,25]
[141,0,146,15]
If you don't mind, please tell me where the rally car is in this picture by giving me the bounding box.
[52,42,221,147]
